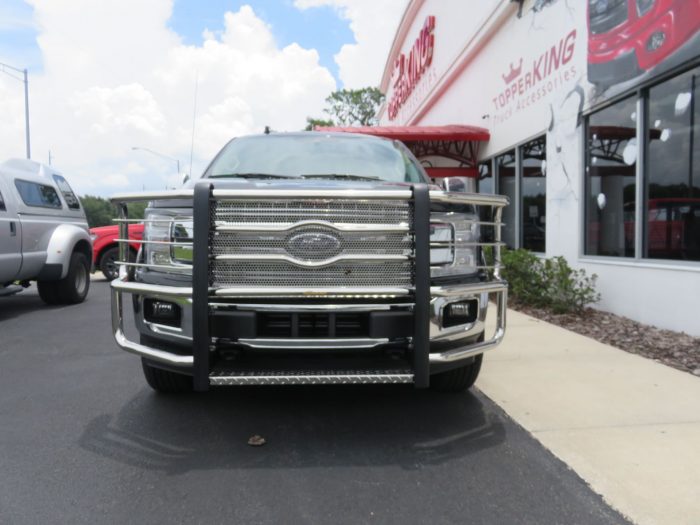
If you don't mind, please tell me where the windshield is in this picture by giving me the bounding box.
[204,134,427,183]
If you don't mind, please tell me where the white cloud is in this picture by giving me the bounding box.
[294,0,409,89]
[0,1,336,195]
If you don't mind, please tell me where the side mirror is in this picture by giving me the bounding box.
[440,176,474,193]
[182,173,190,185]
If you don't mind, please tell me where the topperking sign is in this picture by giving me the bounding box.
[388,15,436,121]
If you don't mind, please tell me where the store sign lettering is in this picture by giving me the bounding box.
[493,29,577,113]
[388,15,436,121]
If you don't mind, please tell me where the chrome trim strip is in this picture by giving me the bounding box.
[211,303,411,311]
[212,189,413,199]
[116,261,193,272]
[213,253,409,267]
[429,191,510,208]
[430,281,507,297]
[112,217,179,224]
[209,374,414,386]
[111,278,193,298]
[116,238,193,247]
[236,338,390,350]
[111,188,414,202]
[111,281,193,367]
[212,287,411,297]
[111,190,194,202]
[214,220,410,232]
[429,284,508,364]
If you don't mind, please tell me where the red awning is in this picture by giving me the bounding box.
[315,125,490,142]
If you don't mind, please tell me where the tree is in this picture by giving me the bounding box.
[80,195,146,228]
[304,117,335,131]
[306,87,385,129]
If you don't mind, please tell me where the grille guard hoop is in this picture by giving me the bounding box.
[110,185,509,388]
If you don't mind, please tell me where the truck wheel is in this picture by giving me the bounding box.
[55,252,91,304]
[37,281,60,305]
[431,354,483,392]
[99,246,121,281]
[142,359,193,393]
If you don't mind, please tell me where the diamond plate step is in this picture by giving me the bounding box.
[209,368,414,385]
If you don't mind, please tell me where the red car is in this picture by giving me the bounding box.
[89,223,144,280]
[588,0,700,86]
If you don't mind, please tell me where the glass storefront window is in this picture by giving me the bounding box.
[521,136,546,252]
[646,66,700,261]
[477,161,493,193]
[585,96,637,257]
[496,150,516,248]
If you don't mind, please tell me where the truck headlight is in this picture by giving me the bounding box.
[142,212,194,270]
[430,211,479,277]
[143,213,173,266]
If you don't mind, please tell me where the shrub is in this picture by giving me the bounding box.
[501,249,600,314]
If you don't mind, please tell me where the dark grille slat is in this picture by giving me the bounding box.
[258,312,369,338]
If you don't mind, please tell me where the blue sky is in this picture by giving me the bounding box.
[0,0,354,85]
[0,0,405,195]
[0,0,40,71]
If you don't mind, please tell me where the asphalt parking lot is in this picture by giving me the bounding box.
[0,280,629,524]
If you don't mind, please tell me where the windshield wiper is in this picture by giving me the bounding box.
[300,174,383,181]
[209,173,297,179]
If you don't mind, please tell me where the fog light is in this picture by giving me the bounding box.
[647,31,665,52]
[144,299,181,327]
[443,299,478,328]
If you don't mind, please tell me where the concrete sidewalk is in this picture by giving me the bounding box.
[480,308,700,525]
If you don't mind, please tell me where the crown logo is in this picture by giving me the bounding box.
[502,58,523,84]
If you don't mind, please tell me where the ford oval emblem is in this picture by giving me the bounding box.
[287,231,342,259]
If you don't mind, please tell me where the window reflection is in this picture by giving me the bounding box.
[521,136,546,252]
[646,66,700,261]
[477,161,493,194]
[497,150,516,248]
[586,97,637,257]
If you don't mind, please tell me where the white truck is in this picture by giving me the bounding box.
[110,131,508,393]
[0,159,92,303]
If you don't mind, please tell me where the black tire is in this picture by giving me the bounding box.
[431,333,486,393]
[141,359,193,393]
[99,246,121,281]
[37,281,60,305]
[54,252,90,304]
[431,354,483,392]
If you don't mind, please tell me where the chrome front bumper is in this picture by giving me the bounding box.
[110,275,507,370]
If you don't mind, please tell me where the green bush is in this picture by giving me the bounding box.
[501,249,600,314]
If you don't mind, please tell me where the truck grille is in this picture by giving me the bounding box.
[209,199,414,291]
[213,199,412,225]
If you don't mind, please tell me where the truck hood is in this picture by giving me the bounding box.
[152,177,438,208]
[192,177,435,192]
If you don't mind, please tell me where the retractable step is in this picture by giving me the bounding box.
[209,367,414,385]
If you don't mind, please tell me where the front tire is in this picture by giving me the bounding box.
[431,354,483,392]
[99,246,121,281]
[140,335,193,393]
[142,359,193,393]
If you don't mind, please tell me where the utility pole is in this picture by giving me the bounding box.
[0,62,31,158]
[24,68,30,159]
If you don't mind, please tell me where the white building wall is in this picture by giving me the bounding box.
[380,0,700,335]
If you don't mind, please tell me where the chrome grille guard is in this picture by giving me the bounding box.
[110,183,508,390]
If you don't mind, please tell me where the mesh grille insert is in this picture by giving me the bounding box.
[210,198,414,289]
